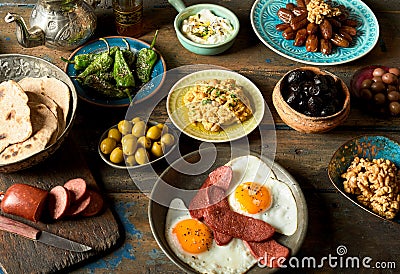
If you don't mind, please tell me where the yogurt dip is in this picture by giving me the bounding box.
[181,9,234,45]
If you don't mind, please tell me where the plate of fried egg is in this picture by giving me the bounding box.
[148,147,308,273]
[167,69,265,142]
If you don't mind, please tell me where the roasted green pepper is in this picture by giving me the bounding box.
[61,53,97,71]
[83,72,126,98]
[77,38,114,79]
[113,47,135,88]
[136,30,159,84]
[122,38,136,69]
[113,47,136,100]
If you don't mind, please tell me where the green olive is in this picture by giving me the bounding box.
[135,147,150,165]
[110,147,124,164]
[151,141,164,158]
[132,121,147,137]
[156,123,168,134]
[108,128,122,143]
[160,133,175,147]
[146,125,162,140]
[125,155,137,166]
[137,136,152,149]
[118,120,132,135]
[131,117,142,124]
[100,137,117,155]
[121,134,136,145]
[122,137,138,156]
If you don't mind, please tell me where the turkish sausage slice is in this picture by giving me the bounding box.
[204,203,275,242]
[48,185,71,220]
[64,178,87,202]
[80,190,104,217]
[67,193,91,216]
[1,183,48,222]
[244,240,290,268]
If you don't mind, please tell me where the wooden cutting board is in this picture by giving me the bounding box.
[0,137,121,274]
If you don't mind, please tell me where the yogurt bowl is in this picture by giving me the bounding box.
[169,0,240,55]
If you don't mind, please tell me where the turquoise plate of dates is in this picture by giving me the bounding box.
[328,135,400,224]
[64,36,166,107]
[250,0,379,65]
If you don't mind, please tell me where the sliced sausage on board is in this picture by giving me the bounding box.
[67,193,91,216]
[48,185,71,220]
[81,190,104,217]
[1,183,48,222]
[64,178,87,202]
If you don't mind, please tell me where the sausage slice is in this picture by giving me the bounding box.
[67,193,91,216]
[80,190,104,217]
[244,240,290,268]
[48,185,71,220]
[64,178,87,202]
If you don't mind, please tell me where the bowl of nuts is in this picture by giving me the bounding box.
[350,65,400,116]
[272,66,350,133]
[328,135,400,223]
[98,117,178,169]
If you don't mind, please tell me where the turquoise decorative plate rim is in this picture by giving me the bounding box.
[167,69,266,143]
[250,0,379,65]
[65,36,166,107]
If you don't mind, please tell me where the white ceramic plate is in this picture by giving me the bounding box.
[166,69,265,142]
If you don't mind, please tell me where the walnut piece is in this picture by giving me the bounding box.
[307,0,342,24]
[341,157,400,219]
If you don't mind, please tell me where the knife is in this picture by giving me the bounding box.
[0,215,92,252]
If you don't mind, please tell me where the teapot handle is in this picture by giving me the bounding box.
[168,0,187,13]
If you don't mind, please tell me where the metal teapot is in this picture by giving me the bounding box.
[5,0,97,50]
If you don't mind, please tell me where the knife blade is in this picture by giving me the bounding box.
[0,215,92,252]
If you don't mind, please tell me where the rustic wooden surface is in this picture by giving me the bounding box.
[0,139,121,274]
[0,0,400,273]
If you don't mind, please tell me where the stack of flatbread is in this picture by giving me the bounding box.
[0,77,70,165]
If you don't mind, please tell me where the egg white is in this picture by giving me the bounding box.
[225,155,298,236]
[165,198,257,274]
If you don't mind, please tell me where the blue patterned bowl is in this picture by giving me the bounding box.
[328,135,400,223]
[251,0,379,65]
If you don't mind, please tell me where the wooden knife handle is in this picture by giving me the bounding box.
[0,215,40,240]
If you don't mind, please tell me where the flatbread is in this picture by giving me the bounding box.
[0,80,32,153]
[18,77,70,127]
[0,103,58,164]
[25,91,65,139]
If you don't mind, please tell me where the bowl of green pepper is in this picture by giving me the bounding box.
[64,32,166,107]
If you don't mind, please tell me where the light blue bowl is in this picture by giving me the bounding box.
[169,0,240,55]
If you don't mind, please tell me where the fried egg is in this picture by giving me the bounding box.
[165,198,257,274]
[226,155,298,236]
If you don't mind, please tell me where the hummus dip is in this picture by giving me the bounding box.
[181,9,234,45]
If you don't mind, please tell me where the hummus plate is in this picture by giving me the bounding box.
[167,69,266,142]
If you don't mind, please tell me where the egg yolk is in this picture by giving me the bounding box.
[172,219,213,254]
[234,182,272,214]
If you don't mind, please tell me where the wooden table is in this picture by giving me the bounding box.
[0,0,399,273]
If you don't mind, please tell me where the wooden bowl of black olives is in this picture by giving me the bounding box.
[273,67,350,133]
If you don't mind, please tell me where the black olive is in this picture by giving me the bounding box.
[286,91,298,105]
[309,84,321,96]
[289,83,301,94]
[307,96,323,113]
[287,71,302,84]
